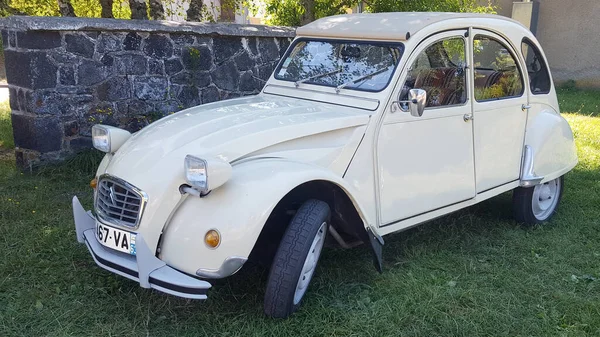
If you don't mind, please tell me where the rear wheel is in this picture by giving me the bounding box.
[513,176,564,224]
[263,199,329,318]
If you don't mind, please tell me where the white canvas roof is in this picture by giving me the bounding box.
[296,12,521,41]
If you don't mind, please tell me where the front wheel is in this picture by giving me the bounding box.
[263,199,329,318]
[513,176,564,225]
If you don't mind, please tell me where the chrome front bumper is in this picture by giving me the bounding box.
[72,196,211,299]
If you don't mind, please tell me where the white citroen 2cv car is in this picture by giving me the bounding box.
[73,13,577,318]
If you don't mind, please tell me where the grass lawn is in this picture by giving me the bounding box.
[1,89,599,336]
[0,99,13,150]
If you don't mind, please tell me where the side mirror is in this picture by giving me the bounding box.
[407,89,426,117]
[392,88,427,117]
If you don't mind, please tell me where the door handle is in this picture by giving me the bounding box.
[463,113,473,122]
[522,104,531,111]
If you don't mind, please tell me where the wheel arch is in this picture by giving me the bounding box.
[250,180,371,263]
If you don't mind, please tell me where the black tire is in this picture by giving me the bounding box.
[513,176,564,225]
[263,199,330,318]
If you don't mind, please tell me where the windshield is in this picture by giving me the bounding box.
[275,39,404,92]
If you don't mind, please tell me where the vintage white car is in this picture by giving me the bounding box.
[73,12,577,318]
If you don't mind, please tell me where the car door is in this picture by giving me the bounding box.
[377,31,476,227]
[470,31,528,192]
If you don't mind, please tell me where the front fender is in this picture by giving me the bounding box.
[159,158,372,276]
[524,107,578,183]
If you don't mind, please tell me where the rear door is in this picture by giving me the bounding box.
[470,30,528,192]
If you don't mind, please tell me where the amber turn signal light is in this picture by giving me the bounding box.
[90,178,97,189]
[204,229,221,249]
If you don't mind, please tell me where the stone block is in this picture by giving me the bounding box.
[115,54,147,75]
[16,31,61,49]
[201,85,220,104]
[155,100,181,115]
[65,33,96,58]
[59,66,76,85]
[77,59,107,86]
[245,37,259,56]
[101,54,114,66]
[177,86,200,108]
[148,59,164,75]
[171,34,195,45]
[143,35,173,58]
[124,32,142,50]
[182,46,213,71]
[25,90,69,115]
[49,51,79,65]
[259,38,280,62]
[134,76,169,100]
[239,71,258,92]
[64,120,79,137]
[213,37,243,64]
[69,137,93,151]
[257,62,276,81]
[128,100,154,115]
[9,87,18,111]
[97,76,131,101]
[165,58,183,75]
[234,51,255,71]
[97,33,123,53]
[11,114,63,153]
[211,60,239,91]
[4,50,57,89]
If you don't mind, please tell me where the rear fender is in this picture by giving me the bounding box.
[521,108,578,186]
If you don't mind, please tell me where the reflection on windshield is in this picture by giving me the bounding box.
[275,40,403,92]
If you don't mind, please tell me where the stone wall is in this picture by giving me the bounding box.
[0,16,295,168]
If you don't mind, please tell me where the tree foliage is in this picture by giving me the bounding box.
[264,0,358,26]
[6,0,131,19]
[366,0,496,14]
[262,0,497,26]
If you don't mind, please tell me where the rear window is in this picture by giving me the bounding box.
[522,38,551,94]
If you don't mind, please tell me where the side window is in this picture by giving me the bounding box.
[522,39,551,94]
[400,37,467,108]
[473,36,524,101]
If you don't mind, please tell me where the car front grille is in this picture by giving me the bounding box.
[95,176,147,229]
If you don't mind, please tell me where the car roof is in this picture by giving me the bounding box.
[296,12,525,41]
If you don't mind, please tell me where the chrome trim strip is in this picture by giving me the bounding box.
[94,173,148,230]
[520,145,544,187]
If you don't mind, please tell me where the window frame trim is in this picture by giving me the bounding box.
[472,33,526,103]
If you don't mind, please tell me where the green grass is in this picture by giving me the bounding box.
[1,90,600,336]
[0,99,13,149]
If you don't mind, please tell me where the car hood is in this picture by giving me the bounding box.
[107,94,370,174]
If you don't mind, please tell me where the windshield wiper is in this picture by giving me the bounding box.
[294,68,343,88]
[335,67,389,93]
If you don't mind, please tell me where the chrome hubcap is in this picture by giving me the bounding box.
[293,221,327,305]
[532,178,560,220]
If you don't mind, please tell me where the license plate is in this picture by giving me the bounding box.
[95,223,137,255]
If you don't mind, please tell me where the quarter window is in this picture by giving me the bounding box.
[522,39,551,94]
[400,37,467,108]
[473,36,524,101]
